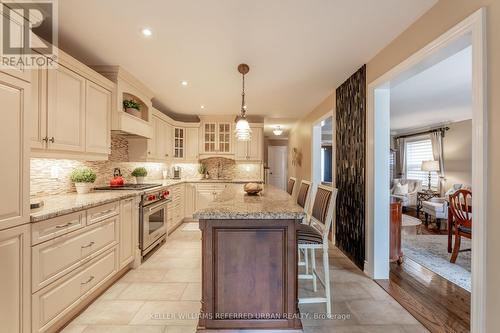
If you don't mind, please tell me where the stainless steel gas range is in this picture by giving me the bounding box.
[139,187,171,258]
[95,182,171,259]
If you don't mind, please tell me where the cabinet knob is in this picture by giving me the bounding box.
[42,136,48,143]
[49,137,55,143]
[148,152,151,155]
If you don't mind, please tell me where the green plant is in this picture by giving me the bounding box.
[70,167,96,183]
[131,167,148,177]
[123,99,141,111]
[198,163,207,175]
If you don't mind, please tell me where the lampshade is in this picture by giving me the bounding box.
[235,116,251,141]
[421,160,440,172]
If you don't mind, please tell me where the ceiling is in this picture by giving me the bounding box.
[57,0,437,121]
[390,46,472,133]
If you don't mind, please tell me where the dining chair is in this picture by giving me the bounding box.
[287,177,297,196]
[448,189,472,263]
[296,185,338,316]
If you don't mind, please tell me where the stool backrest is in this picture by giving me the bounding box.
[287,177,297,195]
[310,185,338,241]
[296,180,312,211]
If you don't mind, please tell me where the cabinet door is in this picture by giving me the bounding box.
[85,81,111,154]
[47,64,86,152]
[203,123,217,153]
[196,189,214,211]
[0,224,30,333]
[247,127,263,161]
[164,122,173,160]
[185,127,199,160]
[174,127,185,159]
[31,69,47,149]
[234,137,247,160]
[156,119,166,160]
[148,116,159,159]
[0,73,30,230]
[218,122,231,153]
[119,198,135,269]
[184,184,196,219]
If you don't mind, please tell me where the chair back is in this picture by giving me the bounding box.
[287,177,296,195]
[449,189,472,228]
[296,180,312,211]
[309,185,338,241]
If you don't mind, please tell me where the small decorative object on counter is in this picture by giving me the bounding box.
[244,182,263,195]
[110,168,125,187]
[123,99,141,117]
[131,167,148,184]
[198,163,208,179]
[70,167,97,194]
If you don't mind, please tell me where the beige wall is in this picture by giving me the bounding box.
[443,119,472,191]
[367,1,500,329]
[287,92,335,183]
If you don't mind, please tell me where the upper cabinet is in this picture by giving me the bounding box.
[92,66,154,139]
[202,122,232,154]
[0,72,30,231]
[234,125,263,161]
[185,127,199,161]
[174,127,185,159]
[31,50,114,160]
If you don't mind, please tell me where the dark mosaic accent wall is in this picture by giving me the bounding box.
[335,65,366,269]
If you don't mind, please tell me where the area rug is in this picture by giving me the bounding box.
[181,222,200,231]
[402,234,471,291]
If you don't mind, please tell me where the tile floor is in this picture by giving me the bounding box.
[62,223,429,333]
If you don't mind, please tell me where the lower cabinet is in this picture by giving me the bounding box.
[195,183,229,212]
[119,197,137,269]
[0,224,30,333]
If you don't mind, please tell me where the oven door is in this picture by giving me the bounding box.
[142,199,168,251]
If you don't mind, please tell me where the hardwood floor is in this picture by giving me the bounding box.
[376,257,470,333]
[404,207,448,236]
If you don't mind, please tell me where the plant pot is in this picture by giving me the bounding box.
[75,183,92,194]
[125,108,141,118]
[135,176,145,184]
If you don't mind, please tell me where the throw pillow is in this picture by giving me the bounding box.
[394,183,409,195]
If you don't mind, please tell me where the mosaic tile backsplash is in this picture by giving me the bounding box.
[30,135,262,197]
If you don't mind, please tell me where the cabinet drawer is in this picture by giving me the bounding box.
[32,211,86,245]
[87,201,119,225]
[32,217,118,292]
[32,248,117,333]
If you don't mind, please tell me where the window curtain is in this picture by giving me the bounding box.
[394,138,406,179]
[430,132,445,195]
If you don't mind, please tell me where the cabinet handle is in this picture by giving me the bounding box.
[81,241,95,249]
[55,222,73,229]
[49,137,55,143]
[148,152,151,155]
[42,137,48,143]
[81,276,95,285]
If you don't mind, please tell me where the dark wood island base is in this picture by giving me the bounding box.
[197,218,303,332]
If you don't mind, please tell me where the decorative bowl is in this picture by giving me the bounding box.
[244,183,263,195]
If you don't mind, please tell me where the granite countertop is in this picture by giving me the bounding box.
[30,178,264,222]
[193,184,306,220]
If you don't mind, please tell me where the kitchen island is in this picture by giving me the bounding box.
[194,184,306,332]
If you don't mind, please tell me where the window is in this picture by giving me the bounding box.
[405,137,438,189]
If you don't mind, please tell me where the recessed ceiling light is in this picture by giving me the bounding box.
[181,80,188,86]
[200,105,205,109]
[141,28,152,37]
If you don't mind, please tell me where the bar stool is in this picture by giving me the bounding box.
[297,185,337,316]
[295,180,312,272]
[287,177,297,196]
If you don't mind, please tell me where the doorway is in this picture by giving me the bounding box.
[268,146,287,190]
[312,114,334,190]
[366,9,486,332]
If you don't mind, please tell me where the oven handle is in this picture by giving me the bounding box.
[144,199,169,213]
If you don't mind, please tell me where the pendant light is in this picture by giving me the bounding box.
[235,63,252,141]
[273,126,283,136]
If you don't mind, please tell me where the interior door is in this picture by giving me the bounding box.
[268,146,287,190]
[47,64,86,152]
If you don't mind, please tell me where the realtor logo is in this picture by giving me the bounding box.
[0,0,58,69]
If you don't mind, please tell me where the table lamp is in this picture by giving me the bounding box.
[421,160,440,191]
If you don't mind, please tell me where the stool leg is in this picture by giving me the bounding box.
[304,248,309,275]
[323,246,331,316]
[311,248,317,292]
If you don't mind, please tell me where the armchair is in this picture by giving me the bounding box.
[391,179,422,208]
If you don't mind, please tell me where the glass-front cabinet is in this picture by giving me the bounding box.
[174,127,184,158]
[203,122,231,153]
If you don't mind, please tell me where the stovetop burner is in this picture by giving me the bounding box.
[94,183,161,191]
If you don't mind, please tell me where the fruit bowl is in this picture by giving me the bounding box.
[244,183,263,195]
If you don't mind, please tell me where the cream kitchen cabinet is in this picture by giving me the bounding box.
[235,126,263,161]
[0,72,30,231]
[173,127,185,159]
[202,122,232,154]
[185,127,200,161]
[0,224,30,333]
[184,183,197,220]
[195,183,228,211]
[129,113,173,162]
[119,197,137,269]
[31,52,113,160]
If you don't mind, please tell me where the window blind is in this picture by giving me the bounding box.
[405,138,438,189]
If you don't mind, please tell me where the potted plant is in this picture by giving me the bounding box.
[131,167,148,184]
[123,99,141,118]
[70,167,96,194]
[198,163,208,179]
